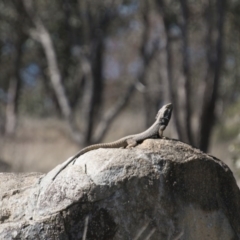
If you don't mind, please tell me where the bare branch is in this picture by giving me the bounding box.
[94,79,138,143]
[22,0,83,143]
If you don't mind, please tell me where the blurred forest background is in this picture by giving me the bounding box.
[0,0,240,185]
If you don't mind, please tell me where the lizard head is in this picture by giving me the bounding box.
[155,103,173,126]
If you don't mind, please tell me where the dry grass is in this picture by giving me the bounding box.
[0,110,146,173]
[0,117,78,173]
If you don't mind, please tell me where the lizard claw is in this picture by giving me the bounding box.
[126,145,135,149]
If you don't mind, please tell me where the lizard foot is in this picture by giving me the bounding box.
[126,144,136,149]
[126,139,137,148]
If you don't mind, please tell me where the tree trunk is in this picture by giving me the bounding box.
[156,0,186,141]
[198,0,226,152]
[179,0,194,145]
[22,0,83,143]
[5,78,22,136]
[85,33,105,144]
[5,37,25,136]
[139,1,163,127]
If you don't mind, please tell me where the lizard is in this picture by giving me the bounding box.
[51,103,173,181]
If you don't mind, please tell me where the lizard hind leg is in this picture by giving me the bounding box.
[126,139,138,148]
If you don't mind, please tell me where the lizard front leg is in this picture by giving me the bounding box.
[159,129,163,138]
[159,126,167,139]
[126,139,138,148]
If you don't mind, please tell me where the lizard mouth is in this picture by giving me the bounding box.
[165,103,173,109]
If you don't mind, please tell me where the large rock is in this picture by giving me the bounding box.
[0,139,240,239]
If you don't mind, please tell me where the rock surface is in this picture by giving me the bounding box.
[0,139,240,239]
